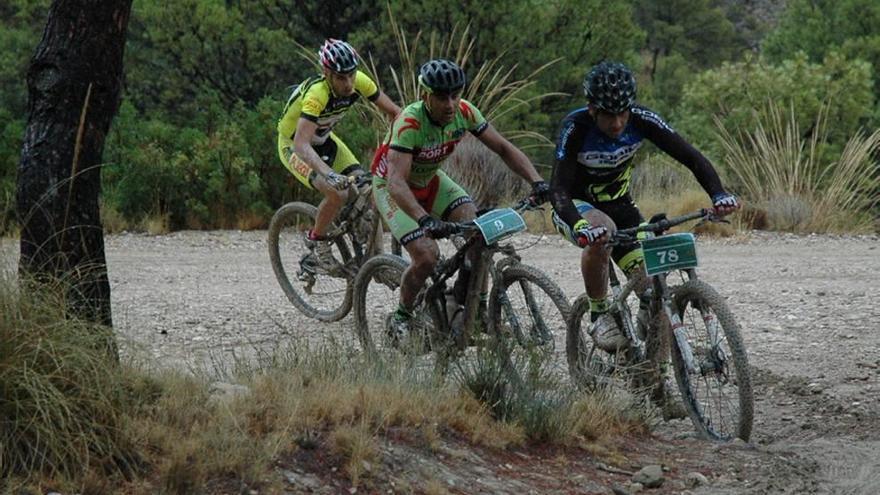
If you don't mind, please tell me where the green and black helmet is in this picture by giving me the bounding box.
[583,61,636,114]
[418,59,466,94]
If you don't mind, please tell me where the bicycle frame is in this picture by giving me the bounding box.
[608,209,720,378]
[414,202,534,351]
[319,174,395,277]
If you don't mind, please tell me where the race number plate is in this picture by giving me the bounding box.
[642,233,698,276]
[474,208,526,245]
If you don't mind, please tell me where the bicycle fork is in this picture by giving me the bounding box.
[654,276,699,376]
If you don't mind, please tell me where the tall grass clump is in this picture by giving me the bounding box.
[453,347,649,445]
[629,156,736,236]
[0,272,136,482]
[717,101,880,233]
[360,5,562,207]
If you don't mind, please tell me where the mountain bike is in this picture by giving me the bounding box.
[351,200,571,376]
[268,171,399,322]
[567,209,753,441]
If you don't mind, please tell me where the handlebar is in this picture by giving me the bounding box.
[427,196,542,239]
[607,208,716,245]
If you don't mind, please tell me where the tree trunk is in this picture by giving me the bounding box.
[17,0,133,347]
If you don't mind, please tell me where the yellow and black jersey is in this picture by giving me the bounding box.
[277,70,379,146]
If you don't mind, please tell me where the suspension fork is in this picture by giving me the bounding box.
[365,208,383,259]
[655,274,697,374]
[464,246,492,338]
[683,268,722,348]
[608,261,639,344]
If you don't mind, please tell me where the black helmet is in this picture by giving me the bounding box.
[418,59,466,94]
[318,39,358,74]
[583,61,636,114]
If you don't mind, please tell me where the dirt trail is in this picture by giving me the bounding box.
[2,230,878,493]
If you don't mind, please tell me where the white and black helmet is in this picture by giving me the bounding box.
[583,61,637,114]
[318,39,359,74]
[418,59,466,94]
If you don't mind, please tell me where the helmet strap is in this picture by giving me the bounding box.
[417,75,434,94]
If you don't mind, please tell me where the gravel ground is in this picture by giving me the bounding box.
[2,229,878,493]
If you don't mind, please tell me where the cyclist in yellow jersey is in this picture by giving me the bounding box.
[372,59,550,345]
[277,39,399,265]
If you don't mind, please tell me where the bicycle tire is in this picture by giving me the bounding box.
[566,293,624,391]
[490,263,572,380]
[267,202,354,322]
[351,254,445,361]
[670,279,753,441]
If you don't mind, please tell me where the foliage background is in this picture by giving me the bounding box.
[1,0,878,232]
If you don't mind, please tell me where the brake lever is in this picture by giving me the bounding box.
[694,212,730,230]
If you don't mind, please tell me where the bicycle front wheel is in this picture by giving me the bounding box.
[670,279,753,441]
[490,264,572,381]
[351,254,445,363]
[267,202,354,322]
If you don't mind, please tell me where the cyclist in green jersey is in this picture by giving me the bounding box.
[277,39,399,266]
[370,59,550,345]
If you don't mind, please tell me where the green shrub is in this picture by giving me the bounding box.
[676,52,875,161]
[0,112,24,234]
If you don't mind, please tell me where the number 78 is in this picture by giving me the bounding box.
[657,249,679,263]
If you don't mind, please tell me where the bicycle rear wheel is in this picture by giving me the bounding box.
[670,279,753,441]
[351,254,445,364]
[490,264,571,381]
[267,202,354,322]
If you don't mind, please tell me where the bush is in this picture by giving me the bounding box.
[102,99,294,230]
[0,112,24,234]
[676,52,875,161]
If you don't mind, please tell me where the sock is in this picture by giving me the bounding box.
[589,297,610,322]
[393,303,412,321]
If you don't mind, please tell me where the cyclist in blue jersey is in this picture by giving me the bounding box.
[549,61,739,413]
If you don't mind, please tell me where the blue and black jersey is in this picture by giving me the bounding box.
[550,104,725,228]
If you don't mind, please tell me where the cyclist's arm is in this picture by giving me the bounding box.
[386,149,429,221]
[476,124,543,183]
[549,119,587,228]
[636,109,725,198]
[372,91,401,121]
[292,118,334,177]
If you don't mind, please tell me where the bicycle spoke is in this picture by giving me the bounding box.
[677,293,744,439]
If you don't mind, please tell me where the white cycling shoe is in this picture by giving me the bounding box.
[589,312,630,352]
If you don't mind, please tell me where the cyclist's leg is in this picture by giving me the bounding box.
[598,194,650,295]
[373,177,440,313]
[432,171,476,306]
[551,199,616,305]
[312,134,360,236]
[280,133,357,237]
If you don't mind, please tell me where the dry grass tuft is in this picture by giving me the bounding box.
[1,277,649,491]
[0,272,136,482]
[142,212,171,235]
[567,391,650,442]
[328,421,378,486]
[717,101,880,233]
[101,202,129,234]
